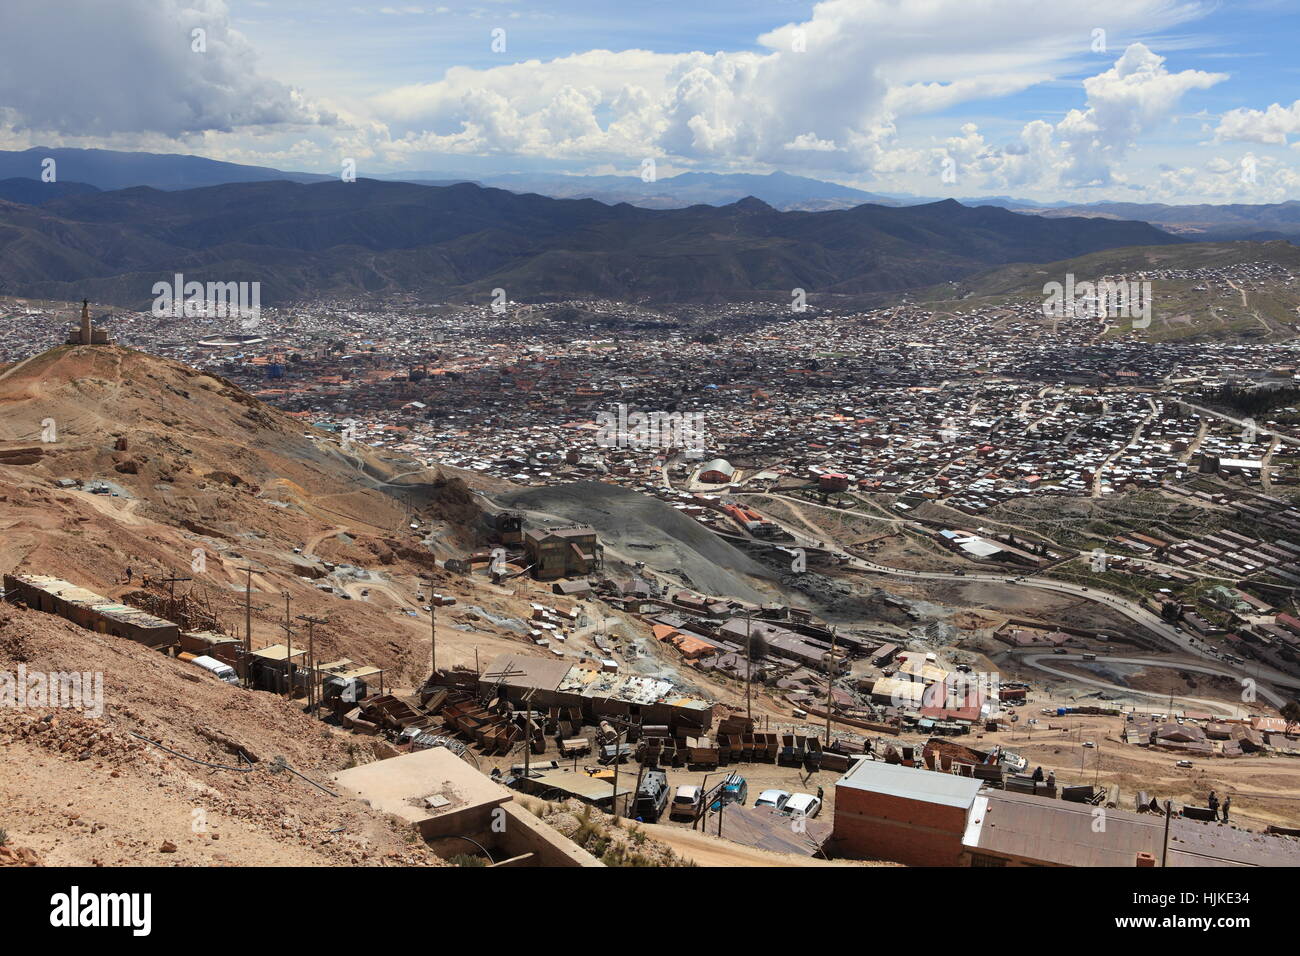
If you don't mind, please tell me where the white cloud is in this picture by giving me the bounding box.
[364,0,1209,174]
[1214,100,1300,147]
[0,0,1248,203]
[1055,43,1225,186]
[0,0,333,139]
[922,44,1226,195]
[885,75,1051,117]
[1154,152,1300,202]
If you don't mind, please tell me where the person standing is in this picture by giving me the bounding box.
[1221,796,1231,823]
[1208,790,1219,816]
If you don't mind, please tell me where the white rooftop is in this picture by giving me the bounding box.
[837,758,985,809]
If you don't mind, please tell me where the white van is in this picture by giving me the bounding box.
[191,655,239,685]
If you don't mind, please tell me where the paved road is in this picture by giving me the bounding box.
[1017,651,1286,713]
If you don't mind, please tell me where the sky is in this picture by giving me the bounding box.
[2,0,1300,202]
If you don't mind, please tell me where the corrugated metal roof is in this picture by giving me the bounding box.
[481,653,571,692]
[527,768,634,802]
[965,791,1300,866]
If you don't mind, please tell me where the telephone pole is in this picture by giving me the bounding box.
[611,726,627,820]
[297,614,327,712]
[280,592,293,699]
[238,566,256,688]
[419,574,440,679]
[745,611,754,722]
[1161,799,1173,866]
[824,626,837,745]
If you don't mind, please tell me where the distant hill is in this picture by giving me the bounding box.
[0,147,332,191]
[924,239,1300,297]
[1021,201,1300,241]
[0,178,1185,307]
[913,239,1300,343]
[0,177,101,204]
[376,168,897,211]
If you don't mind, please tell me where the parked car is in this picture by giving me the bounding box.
[782,793,822,818]
[754,789,791,812]
[669,785,702,822]
[718,773,748,807]
[189,655,239,685]
[1175,760,1194,768]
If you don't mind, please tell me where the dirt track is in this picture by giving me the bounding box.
[638,822,882,867]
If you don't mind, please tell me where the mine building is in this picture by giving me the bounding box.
[523,525,601,579]
[3,573,178,650]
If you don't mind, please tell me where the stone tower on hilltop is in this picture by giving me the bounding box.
[66,298,112,345]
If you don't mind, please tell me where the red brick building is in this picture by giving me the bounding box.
[829,759,984,865]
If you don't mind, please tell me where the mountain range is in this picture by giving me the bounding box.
[373,169,898,211]
[1019,201,1300,241]
[3,147,1297,240]
[0,177,1183,307]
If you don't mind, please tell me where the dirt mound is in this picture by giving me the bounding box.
[0,602,439,866]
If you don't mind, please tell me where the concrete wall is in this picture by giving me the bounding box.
[423,800,601,867]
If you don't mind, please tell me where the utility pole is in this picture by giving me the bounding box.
[417,574,438,681]
[296,614,327,712]
[280,592,293,699]
[745,610,754,722]
[632,761,646,823]
[824,626,837,746]
[520,688,537,784]
[429,592,438,678]
[238,566,255,688]
[1161,799,1173,867]
[611,727,625,820]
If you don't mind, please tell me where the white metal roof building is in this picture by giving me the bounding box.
[837,757,985,810]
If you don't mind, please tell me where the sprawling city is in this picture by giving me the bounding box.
[2,0,1298,930]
